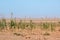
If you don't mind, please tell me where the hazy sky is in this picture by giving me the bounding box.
[0,0,60,18]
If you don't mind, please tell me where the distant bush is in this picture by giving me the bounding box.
[18,20,26,29]
[42,22,49,30]
[50,23,55,31]
[29,20,35,30]
[9,19,16,29]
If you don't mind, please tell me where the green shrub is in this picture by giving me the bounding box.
[29,20,35,30]
[50,23,55,31]
[0,20,3,30]
[0,18,7,30]
[42,22,49,30]
[2,18,6,28]
[18,20,22,29]
[9,19,16,29]
[18,20,26,29]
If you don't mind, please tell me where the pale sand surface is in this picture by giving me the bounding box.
[0,28,60,40]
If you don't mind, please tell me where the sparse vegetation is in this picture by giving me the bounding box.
[0,18,59,32]
[18,20,22,29]
[50,23,55,31]
[18,20,27,29]
[29,20,35,30]
[0,18,6,31]
[42,22,49,30]
[0,14,60,40]
[0,20,3,30]
[9,19,16,29]
[0,13,59,34]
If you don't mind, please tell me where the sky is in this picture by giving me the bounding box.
[0,0,60,18]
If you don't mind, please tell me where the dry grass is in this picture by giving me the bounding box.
[0,18,60,40]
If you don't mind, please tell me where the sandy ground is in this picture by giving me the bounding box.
[0,28,60,40]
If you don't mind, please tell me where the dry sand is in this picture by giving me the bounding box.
[0,28,60,40]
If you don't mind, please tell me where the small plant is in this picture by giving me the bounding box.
[9,13,17,29]
[18,20,26,29]
[50,23,55,31]
[0,18,7,31]
[2,18,7,29]
[0,20,3,30]
[9,19,16,29]
[14,17,17,29]
[29,20,35,30]
[21,22,26,29]
[42,22,49,30]
[18,20,22,29]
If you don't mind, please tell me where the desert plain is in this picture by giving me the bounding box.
[0,18,60,40]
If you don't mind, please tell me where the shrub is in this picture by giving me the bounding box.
[0,20,3,30]
[18,20,22,29]
[50,23,55,31]
[9,19,16,29]
[29,20,35,30]
[21,22,26,29]
[0,18,6,31]
[42,22,49,30]
[18,20,26,29]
